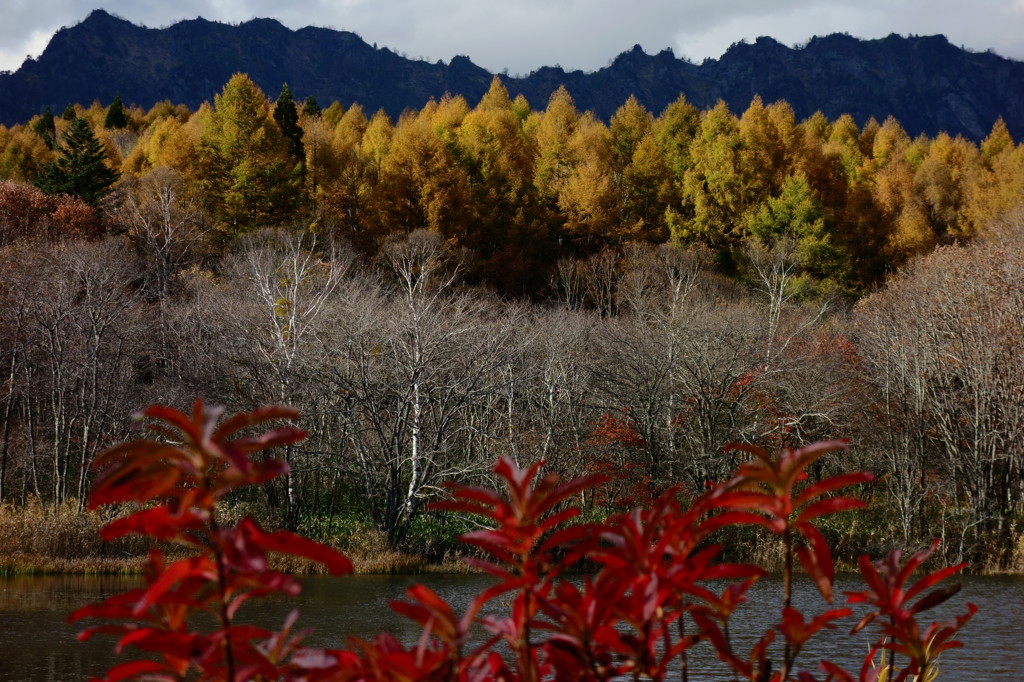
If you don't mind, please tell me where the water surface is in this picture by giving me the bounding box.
[1,572,1019,680]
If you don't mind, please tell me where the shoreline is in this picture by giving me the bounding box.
[3,551,1021,578]
[0,551,473,578]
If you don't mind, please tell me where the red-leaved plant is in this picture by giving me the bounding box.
[72,402,975,681]
[69,401,353,681]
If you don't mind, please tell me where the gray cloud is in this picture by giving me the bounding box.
[2,1,1023,75]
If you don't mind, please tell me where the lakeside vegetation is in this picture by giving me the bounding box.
[0,500,469,576]
[0,74,1023,574]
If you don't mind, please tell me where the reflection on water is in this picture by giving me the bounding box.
[0,574,143,682]
[1,572,1020,680]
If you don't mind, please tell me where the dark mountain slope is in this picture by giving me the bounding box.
[1,9,1021,140]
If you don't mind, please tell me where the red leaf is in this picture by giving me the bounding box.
[430,486,503,515]
[911,584,961,614]
[141,402,208,444]
[390,584,461,644]
[133,556,216,616]
[723,441,774,465]
[100,506,207,542]
[904,562,968,605]
[99,659,171,681]
[795,472,874,507]
[819,659,856,682]
[702,510,780,534]
[795,496,868,525]
[213,404,301,441]
[538,520,596,555]
[795,523,836,603]
[787,440,850,479]
[532,473,607,518]
[778,607,851,648]
[251,527,353,575]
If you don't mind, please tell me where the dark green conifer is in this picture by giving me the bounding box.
[32,106,56,148]
[104,93,128,129]
[274,83,305,161]
[34,117,120,207]
[62,103,77,121]
[302,95,321,117]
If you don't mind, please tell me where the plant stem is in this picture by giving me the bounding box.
[678,612,688,682]
[782,527,793,680]
[210,510,237,682]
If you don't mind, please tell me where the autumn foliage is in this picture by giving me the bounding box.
[2,74,1023,294]
[72,401,974,681]
[69,401,353,681]
[0,179,101,245]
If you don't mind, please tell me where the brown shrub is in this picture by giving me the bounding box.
[0,180,103,246]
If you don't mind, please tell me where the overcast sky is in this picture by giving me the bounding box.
[2,0,1024,75]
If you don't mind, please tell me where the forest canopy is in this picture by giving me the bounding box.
[1,73,1021,294]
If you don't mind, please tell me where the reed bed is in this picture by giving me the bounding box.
[0,552,145,576]
[0,499,149,574]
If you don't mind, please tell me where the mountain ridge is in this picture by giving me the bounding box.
[1,9,1021,140]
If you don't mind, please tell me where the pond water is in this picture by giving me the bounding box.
[1,572,1020,680]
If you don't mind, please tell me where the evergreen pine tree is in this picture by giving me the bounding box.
[274,83,305,161]
[104,93,128,129]
[62,104,77,121]
[33,106,56,149]
[34,117,120,206]
[302,95,321,118]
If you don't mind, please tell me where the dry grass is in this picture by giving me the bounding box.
[0,499,104,558]
[345,549,469,575]
[1012,531,1024,573]
[270,529,471,575]
[982,527,1024,574]
[0,552,144,576]
[747,534,786,573]
[0,500,150,574]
